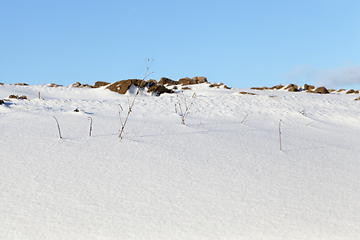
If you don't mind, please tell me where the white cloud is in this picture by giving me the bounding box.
[285,65,360,88]
[315,66,360,88]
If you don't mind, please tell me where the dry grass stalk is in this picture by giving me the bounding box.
[241,113,249,124]
[279,119,283,151]
[118,58,153,140]
[175,91,196,125]
[53,116,62,139]
[88,117,93,136]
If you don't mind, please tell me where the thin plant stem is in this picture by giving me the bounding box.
[88,117,93,136]
[53,116,62,139]
[279,119,283,151]
[241,113,249,124]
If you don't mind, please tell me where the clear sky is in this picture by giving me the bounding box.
[1,0,360,89]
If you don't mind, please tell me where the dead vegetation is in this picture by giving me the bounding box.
[175,91,196,125]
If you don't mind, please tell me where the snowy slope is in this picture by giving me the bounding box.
[1,83,360,240]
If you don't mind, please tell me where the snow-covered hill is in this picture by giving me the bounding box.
[1,83,360,239]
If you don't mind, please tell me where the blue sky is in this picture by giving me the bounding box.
[1,0,360,89]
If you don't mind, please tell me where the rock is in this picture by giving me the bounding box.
[346,89,359,94]
[209,82,230,89]
[93,81,110,88]
[287,86,299,92]
[192,76,208,83]
[20,95,27,99]
[239,91,257,95]
[250,87,267,90]
[158,77,179,86]
[0,99,4,105]
[314,86,329,94]
[269,84,284,90]
[14,83,28,86]
[9,95,19,99]
[72,82,81,87]
[0,83,4,85]
[146,79,158,85]
[182,87,191,90]
[178,76,208,85]
[147,84,174,95]
[284,84,299,91]
[302,84,315,91]
[72,82,92,88]
[49,83,63,87]
[355,96,360,101]
[107,79,146,94]
[106,79,173,96]
[178,77,197,85]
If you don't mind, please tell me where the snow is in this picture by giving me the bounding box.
[1,83,360,239]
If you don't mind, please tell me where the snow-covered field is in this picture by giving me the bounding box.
[1,83,360,239]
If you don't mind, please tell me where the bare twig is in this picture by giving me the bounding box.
[88,117,93,136]
[118,59,154,140]
[176,91,196,125]
[279,119,283,151]
[118,104,124,128]
[119,91,139,140]
[241,113,249,124]
[143,58,154,80]
[53,116,62,139]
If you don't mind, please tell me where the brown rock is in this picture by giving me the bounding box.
[239,91,257,95]
[287,86,299,92]
[93,81,110,88]
[178,76,208,85]
[314,86,329,94]
[250,87,267,90]
[107,79,146,94]
[146,79,158,85]
[346,89,356,94]
[269,84,284,90]
[72,82,81,87]
[49,83,63,87]
[158,77,179,86]
[192,76,208,83]
[9,95,19,99]
[0,83,4,85]
[284,84,298,91]
[182,87,191,90]
[14,83,28,86]
[107,79,173,96]
[147,84,174,95]
[178,77,197,85]
[301,84,315,91]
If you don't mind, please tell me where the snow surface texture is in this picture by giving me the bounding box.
[1,83,360,240]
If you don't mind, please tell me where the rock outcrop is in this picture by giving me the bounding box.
[106,79,174,96]
[93,81,110,88]
[313,86,329,94]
